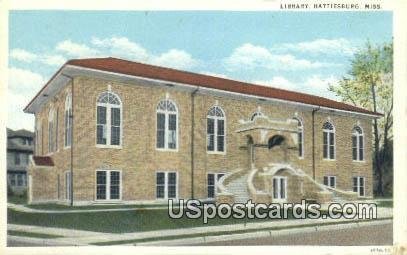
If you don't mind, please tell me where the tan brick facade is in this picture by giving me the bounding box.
[28,74,374,205]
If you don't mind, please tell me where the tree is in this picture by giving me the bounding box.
[329,41,393,196]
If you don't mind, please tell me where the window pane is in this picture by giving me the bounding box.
[110,171,120,199]
[207,174,214,185]
[17,174,23,186]
[207,118,214,135]
[353,177,358,192]
[273,178,278,198]
[168,130,177,149]
[111,108,120,126]
[168,185,176,198]
[156,113,165,148]
[10,174,16,186]
[329,146,335,159]
[323,144,328,159]
[217,119,224,135]
[330,176,335,188]
[111,126,120,145]
[329,132,334,146]
[298,133,303,157]
[280,178,286,199]
[208,186,215,198]
[156,172,165,185]
[168,172,176,185]
[217,135,224,152]
[169,114,176,131]
[97,171,106,185]
[323,132,328,145]
[359,148,364,161]
[96,171,106,200]
[323,176,328,186]
[97,125,106,145]
[97,106,106,124]
[207,134,214,151]
[156,186,165,198]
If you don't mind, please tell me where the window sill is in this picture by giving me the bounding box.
[207,151,226,155]
[96,145,122,149]
[322,158,336,162]
[93,199,122,203]
[156,148,178,152]
[64,146,71,150]
[352,160,366,163]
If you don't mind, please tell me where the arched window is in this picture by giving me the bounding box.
[48,108,55,153]
[96,91,122,146]
[207,106,225,152]
[250,111,263,121]
[156,99,178,150]
[352,126,364,161]
[293,118,304,158]
[322,121,335,159]
[64,93,72,147]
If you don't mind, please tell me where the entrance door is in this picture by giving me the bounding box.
[273,176,287,202]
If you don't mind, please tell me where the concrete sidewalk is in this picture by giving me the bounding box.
[8,206,393,246]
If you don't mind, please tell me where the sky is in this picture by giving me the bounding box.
[8,11,392,131]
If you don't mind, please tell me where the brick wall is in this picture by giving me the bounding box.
[31,75,374,203]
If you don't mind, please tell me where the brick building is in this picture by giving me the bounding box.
[24,57,380,205]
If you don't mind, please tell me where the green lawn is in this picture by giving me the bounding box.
[26,203,168,211]
[8,208,297,233]
[8,195,28,205]
[377,200,393,208]
[8,230,63,239]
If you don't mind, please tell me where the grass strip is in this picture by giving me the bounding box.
[7,230,63,239]
[91,217,392,245]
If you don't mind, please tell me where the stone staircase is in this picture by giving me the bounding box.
[224,173,250,203]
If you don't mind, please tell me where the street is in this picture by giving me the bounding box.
[200,222,393,246]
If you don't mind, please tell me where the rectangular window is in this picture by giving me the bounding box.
[156,171,178,199]
[323,175,336,188]
[353,176,365,197]
[217,119,225,152]
[168,114,177,149]
[323,132,328,159]
[207,118,215,151]
[14,153,20,165]
[352,135,357,160]
[207,173,225,198]
[9,174,16,186]
[323,131,335,159]
[97,106,107,145]
[156,172,165,199]
[17,174,23,186]
[329,133,335,159]
[111,107,121,146]
[298,132,303,157]
[359,136,364,161]
[96,170,121,200]
[156,113,166,148]
[272,176,287,201]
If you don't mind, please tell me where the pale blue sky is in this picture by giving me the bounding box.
[8,11,392,130]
